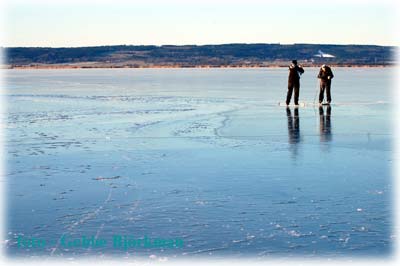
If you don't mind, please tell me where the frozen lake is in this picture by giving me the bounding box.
[3,68,394,259]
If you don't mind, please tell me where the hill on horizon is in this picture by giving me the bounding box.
[3,43,396,67]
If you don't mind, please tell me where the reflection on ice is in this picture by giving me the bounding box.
[286,107,301,159]
[319,106,332,143]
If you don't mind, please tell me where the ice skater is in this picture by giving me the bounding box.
[317,64,334,104]
[286,60,304,106]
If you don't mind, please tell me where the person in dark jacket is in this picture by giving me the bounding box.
[317,64,334,104]
[286,60,304,106]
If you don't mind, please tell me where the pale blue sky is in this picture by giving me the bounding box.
[3,0,398,47]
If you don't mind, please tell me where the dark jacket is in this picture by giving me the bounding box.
[318,66,334,82]
[288,64,304,83]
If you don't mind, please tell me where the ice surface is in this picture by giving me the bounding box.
[3,68,393,258]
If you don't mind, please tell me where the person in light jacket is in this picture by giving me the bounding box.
[317,64,334,104]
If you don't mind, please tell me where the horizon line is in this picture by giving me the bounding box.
[2,42,397,49]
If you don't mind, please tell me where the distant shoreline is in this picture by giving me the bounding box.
[4,44,395,69]
[2,64,393,70]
